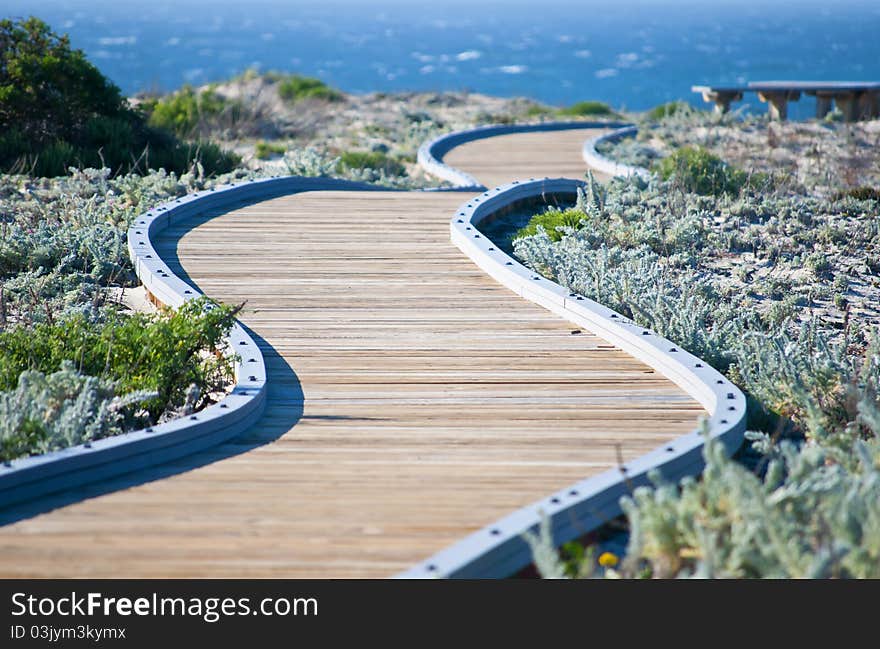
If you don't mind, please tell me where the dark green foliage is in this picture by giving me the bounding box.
[145,138,240,178]
[254,141,286,160]
[337,150,406,176]
[0,414,47,463]
[0,297,238,419]
[0,17,127,145]
[832,186,880,202]
[654,146,747,196]
[557,101,615,117]
[277,75,342,103]
[0,17,239,177]
[474,111,516,125]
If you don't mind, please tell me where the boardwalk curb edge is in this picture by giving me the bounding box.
[0,176,383,509]
[402,126,746,578]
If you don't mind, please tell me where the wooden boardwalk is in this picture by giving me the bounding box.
[443,128,612,187]
[0,128,703,577]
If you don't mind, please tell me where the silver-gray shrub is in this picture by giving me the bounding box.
[620,426,880,578]
[513,173,880,578]
[0,361,155,460]
[0,165,259,326]
[282,145,434,189]
[513,175,880,434]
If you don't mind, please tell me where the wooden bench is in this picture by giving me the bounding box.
[692,81,880,121]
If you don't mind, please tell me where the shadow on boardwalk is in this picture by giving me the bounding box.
[0,327,303,527]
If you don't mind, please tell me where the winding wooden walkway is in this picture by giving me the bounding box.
[0,128,703,577]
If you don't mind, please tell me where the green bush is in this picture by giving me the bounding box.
[832,186,880,202]
[0,297,238,420]
[511,166,880,578]
[514,208,588,242]
[254,141,286,160]
[144,85,241,138]
[619,427,880,578]
[146,138,240,178]
[277,75,342,104]
[337,150,405,176]
[0,17,128,146]
[654,146,747,196]
[557,101,615,117]
[0,17,239,177]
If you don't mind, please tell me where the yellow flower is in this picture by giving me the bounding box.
[598,552,618,568]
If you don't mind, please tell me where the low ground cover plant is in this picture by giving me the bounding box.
[0,298,238,461]
[512,146,880,576]
[0,161,260,459]
[653,146,748,196]
[276,74,343,104]
[337,150,407,177]
[558,100,616,118]
[600,100,880,194]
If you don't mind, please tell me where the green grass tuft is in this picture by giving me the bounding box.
[277,75,342,104]
[557,101,615,117]
[514,207,587,242]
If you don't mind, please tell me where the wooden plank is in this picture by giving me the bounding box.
[0,129,703,578]
[442,129,603,188]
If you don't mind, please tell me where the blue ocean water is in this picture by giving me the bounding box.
[7,0,880,117]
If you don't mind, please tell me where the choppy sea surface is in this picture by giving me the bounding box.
[9,0,880,117]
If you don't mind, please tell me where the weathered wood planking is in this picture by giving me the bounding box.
[442,128,611,187]
[0,129,703,577]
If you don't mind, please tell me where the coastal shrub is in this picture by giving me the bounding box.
[277,75,342,103]
[254,141,286,160]
[514,208,588,242]
[144,85,241,138]
[654,146,747,196]
[146,138,240,178]
[0,17,128,151]
[0,297,238,420]
[514,173,607,242]
[337,150,406,176]
[524,104,554,118]
[558,101,615,117]
[832,186,880,202]
[283,147,340,177]
[0,164,261,326]
[512,164,880,577]
[0,362,156,461]
[0,17,239,177]
[619,427,880,578]
[529,424,880,579]
[595,136,662,168]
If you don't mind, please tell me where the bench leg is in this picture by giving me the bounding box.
[815,95,832,119]
[834,93,859,121]
[858,91,879,119]
[700,90,741,114]
[758,92,789,121]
